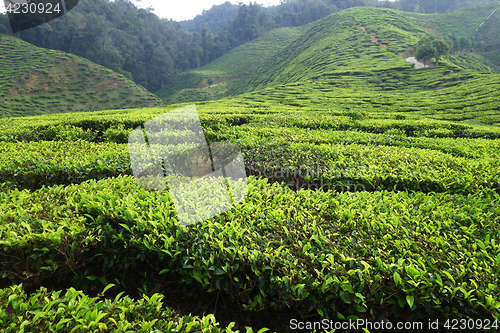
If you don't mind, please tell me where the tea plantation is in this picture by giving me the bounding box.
[1,4,500,333]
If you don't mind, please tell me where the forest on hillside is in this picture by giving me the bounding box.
[0,0,497,92]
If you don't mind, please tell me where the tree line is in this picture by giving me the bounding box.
[397,0,496,14]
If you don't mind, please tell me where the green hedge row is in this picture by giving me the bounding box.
[0,284,271,333]
[0,141,130,190]
[1,176,499,321]
[238,136,500,194]
[1,134,500,194]
[0,107,253,144]
[227,126,500,159]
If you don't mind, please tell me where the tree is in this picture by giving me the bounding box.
[413,5,424,13]
[149,46,174,90]
[431,39,450,65]
[459,37,472,52]
[414,42,436,67]
[0,14,11,34]
[414,36,450,66]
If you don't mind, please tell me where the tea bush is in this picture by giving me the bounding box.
[0,284,259,333]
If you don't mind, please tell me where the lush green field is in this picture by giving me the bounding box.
[0,36,161,117]
[403,1,500,70]
[234,7,421,94]
[2,4,500,332]
[155,5,500,106]
[232,6,500,97]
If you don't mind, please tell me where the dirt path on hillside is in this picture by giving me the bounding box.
[360,26,428,69]
[360,27,388,48]
[197,75,244,89]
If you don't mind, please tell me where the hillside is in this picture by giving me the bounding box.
[179,1,239,34]
[236,5,500,94]
[155,25,308,104]
[223,5,500,127]
[231,7,421,93]
[2,72,500,329]
[159,5,500,106]
[0,35,161,117]
[404,1,500,67]
[404,2,500,47]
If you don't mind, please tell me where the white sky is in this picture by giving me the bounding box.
[131,0,282,21]
[0,1,282,22]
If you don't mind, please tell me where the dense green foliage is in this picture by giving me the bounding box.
[156,5,500,106]
[0,35,160,117]
[2,0,344,91]
[180,1,240,34]
[483,50,500,68]
[398,0,498,14]
[0,285,251,332]
[1,172,500,326]
[2,0,499,94]
[414,37,450,65]
[1,56,500,325]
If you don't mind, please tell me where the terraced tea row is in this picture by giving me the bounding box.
[2,4,500,330]
[243,68,500,127]
[0,120,500,193]
[1,176,499,322]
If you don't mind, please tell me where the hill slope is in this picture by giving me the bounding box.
[205,5,499,128]
[404,2,500,67]
[406,2,500,48]
[159,5,500,104]
[0,35,161,117]
[154,26,308,105]
[2,73,500,328]
[233,7,424,93]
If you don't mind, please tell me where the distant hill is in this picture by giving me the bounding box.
[160,5,500,104]
[404,2,500,45]
[160,5,500,128]
[233,7,424,93]
[403,2,500,67]
[233,5,500,94]
[0,35,161,117]
[155,25,308,104]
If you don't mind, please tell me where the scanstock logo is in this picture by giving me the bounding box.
[3,0,79,33]
[128,105,248,226]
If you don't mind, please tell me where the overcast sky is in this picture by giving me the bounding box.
[131,0,282,21]
[1,1,283,22]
